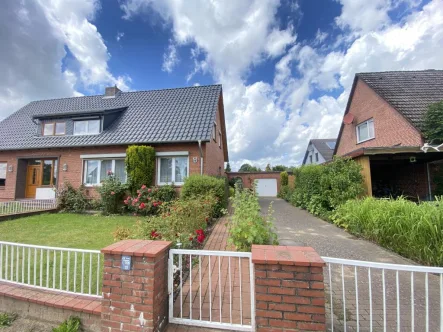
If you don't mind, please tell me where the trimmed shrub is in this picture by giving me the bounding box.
[332,197,443,266]
[125,145,155,194]
[56,182,89,213]
[181,175,227,217]
[97,173,128,214]
[228,185,278,251]
[280,171,288,186]
[124,185,176,216]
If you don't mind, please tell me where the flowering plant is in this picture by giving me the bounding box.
[97,173,128,214]
[124,184,176,215]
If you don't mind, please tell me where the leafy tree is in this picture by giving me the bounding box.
[423,101,443,142]
[225,162,231,172]
[272,165,288,172]
[265,164,272,171]
[239,163,260,172]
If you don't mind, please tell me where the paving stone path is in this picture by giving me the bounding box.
[261,197,442,332]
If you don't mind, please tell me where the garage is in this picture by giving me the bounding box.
[256,179,278,197]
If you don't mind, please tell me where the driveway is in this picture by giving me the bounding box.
[260,198,441,332]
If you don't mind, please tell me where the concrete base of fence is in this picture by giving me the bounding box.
[101,239,172,332]
[252,245,326,332]
[0,209,57,222]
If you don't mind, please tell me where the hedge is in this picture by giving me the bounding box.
[125,145,155,194]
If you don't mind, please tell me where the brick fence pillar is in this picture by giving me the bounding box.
[101,240,172,332]
[251,245,326,331]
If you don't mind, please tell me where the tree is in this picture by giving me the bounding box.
[125,145,155,193]
[225,162,231,172]
[272,165,288,172]
[265,164,272,171]
[423,101,443,142]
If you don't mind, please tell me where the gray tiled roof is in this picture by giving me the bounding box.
[357,70,443,131]
[0,85,222,150]
[302,139,336,164]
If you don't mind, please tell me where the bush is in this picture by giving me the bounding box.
[56,182,89,213]
[124,185,176,216]
[228,185,278,251]
[125,145,155,194]
[118,194,217,248]
[228,176,243,188]
[280,171,288,186]
[278,185,292,200]
[0,312,17,327]
[52,316,82,332]
[181,175,227,217]
[290,157,364,218]
[229,187,235,197]
[97,173,128,214]
[332,197,443,266]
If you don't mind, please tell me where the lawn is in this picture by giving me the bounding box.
[0,213,138,295]
[0,213,138,249]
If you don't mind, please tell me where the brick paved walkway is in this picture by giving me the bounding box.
[167,217,252,332]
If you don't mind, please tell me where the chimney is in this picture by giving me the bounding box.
[104,85,121,98]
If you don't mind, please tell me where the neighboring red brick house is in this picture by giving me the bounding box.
[0,85,228,201]
[334,70,443,200]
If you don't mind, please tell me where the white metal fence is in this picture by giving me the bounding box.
[0,241,102,297]
[168,249,255,331]
[0,199,57,216]
[323,257,443,332]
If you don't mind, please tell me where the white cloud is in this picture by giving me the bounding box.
[162,40,179,73]
[265,25,297,58]
[116,31,125,41]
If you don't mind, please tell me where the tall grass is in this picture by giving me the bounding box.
[332,197,443,266]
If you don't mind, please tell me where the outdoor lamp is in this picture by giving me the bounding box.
[62,163,68,171]
[7,165,13,172]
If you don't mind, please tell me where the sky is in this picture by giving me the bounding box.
[1,0,443,170]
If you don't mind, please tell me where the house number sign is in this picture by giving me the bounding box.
[121,255,132,271]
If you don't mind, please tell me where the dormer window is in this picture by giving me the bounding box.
[43,122,66,136]
[74,119,100,135]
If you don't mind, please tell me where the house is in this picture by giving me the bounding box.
[0,85,228,201]
[302,139,336,165]
[334,70,443,200]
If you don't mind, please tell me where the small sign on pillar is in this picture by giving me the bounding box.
[121,255,132,271]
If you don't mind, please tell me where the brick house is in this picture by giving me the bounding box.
[0,85,228,201]
[334,70,443,200]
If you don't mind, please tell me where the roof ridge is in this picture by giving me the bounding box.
[357,69,443,75]
[29,84,222,104]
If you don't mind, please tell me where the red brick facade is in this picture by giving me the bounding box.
[0,140,227,201]
[336,79,424,157]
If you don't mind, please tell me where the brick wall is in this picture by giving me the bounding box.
[336,79,424,156]
[0,143,203,201]
[252,245,326,331]
[227,172,282,192]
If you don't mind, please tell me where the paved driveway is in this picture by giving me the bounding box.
[260,198,441,332]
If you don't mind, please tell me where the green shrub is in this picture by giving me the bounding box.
[228,185,278,251]
[280,171,288,186]
[56,182,89,213]
[229,187,235,197]
[0,312,17,327]
[228,176,243,188]
[125,145,155,194]
[120,194,217,248]
[97,174,128,214]
[332,197,443,266]
[52,316,82,332]
[181,175,227,217]
[124,185,176,216]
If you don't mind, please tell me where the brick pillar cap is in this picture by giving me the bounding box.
[101,239,172,257]
[251,245,325,267]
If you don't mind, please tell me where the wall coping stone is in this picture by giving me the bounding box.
[101,239,172,257]
[251,245,325,267]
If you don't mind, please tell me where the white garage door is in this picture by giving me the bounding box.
[256,179,277,197]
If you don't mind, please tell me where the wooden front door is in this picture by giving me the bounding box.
[25,165,41,198]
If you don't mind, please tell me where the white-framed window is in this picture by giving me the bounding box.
[309,155,313,164]
[157,156,189,185]
[74,119,101,135]
[356,118,375,143]
[219,131,222,148]
[212,123,217,141]
[0,162,6,187]
[83,159,126,185]
[315,152,319,162]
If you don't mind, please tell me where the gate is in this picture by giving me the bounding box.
[322,257,443,332]
[168,249,255,331]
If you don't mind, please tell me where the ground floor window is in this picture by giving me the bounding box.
[0,162,6,187]
[83,159,126,185]
[157,156,188,185]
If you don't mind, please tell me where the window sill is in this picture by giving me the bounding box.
[357,137,375,145]
[158,183,183,187]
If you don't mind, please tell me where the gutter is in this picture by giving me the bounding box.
[198,140,203,175]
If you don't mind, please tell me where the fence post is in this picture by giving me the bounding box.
[101,239,172,332]
[251,245,326,331]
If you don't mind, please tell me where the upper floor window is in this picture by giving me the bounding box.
[219,131,222,148]
[309,155,313,164]
[0,162,6,187]
[43,122,66,136]
[356,119,375,143]
[74,119,100,135]
[315,152,319,162]
[212,123,217,141]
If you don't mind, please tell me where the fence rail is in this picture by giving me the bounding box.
[322,256,443,332]
[168,249,255,331]
[0,199,57,216]
[0,241,102,297]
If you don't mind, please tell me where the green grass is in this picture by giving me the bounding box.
[0,213,138,294]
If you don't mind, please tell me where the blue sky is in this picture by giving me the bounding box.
[0,0,442,170]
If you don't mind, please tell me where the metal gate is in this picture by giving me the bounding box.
[168,249,255,331]
[322,256,443,332]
